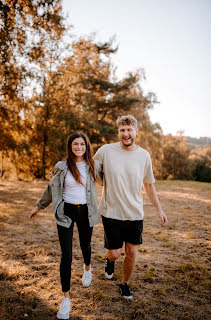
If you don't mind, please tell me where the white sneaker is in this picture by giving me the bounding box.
[82,264,92,287]
[57,297,71,319]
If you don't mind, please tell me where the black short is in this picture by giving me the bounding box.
[102,216,143,250]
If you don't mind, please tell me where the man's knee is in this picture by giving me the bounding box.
[107,249,121,260]
[125,243,138,259]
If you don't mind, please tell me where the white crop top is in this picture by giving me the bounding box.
[62,161,87,204]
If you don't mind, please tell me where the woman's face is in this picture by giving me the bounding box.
[71,137,86,161]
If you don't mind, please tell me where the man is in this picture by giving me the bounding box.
[94,115,167,299]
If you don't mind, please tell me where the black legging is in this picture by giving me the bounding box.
[57,202,93,292]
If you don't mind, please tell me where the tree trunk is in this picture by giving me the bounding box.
[42,128,47,180]
[0,152,5,178]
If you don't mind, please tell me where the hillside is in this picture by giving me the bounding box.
[0,180,210,320]
[186,136,211,150]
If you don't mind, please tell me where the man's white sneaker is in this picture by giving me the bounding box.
[57,297,71,320]
[82,264,92,287]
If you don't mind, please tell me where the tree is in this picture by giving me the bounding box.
[0,0,66,178]
[1,6,163,180]
[0,0,65,156]
[52,38,155,147]
[160,134,192,180]
[189,147,211,182]
[15,36,163,179]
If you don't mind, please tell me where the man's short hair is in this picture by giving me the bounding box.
[116,115,138,129]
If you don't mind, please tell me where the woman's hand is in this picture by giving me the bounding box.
[30,206,40,219]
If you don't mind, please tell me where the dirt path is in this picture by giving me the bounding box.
[0,180,210,320]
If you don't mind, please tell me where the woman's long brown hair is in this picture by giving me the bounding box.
[66,132,95,184]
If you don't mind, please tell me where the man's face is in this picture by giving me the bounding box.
[118,124,137,147]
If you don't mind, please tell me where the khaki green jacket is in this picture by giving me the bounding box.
[36,160,103,228]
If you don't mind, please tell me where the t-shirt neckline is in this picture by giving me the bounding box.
[118,142,139,152]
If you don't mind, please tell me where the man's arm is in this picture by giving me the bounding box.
[143,183,167,226]
[94,160,103,186]
[94,146,104,186]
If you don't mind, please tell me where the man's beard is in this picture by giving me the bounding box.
[121,136,134,146]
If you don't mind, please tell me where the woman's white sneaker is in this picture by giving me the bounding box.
[57,297,71,319]
[82,264,92,287]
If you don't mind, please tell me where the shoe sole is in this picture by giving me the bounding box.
[82,275,92,287]
[82,281,92,287]
[57,311,70,319]
[121,295,133,300]
[104,271,113,279]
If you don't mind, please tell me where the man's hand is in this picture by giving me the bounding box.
[30,207,40,219]
[157,209,167,226]
[144,183,168,227]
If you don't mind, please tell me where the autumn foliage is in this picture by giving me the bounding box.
[0,1,210,181]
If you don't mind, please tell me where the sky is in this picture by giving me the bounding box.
[62,0,211,138]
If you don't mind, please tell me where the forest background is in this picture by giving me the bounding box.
[1,0,211,182]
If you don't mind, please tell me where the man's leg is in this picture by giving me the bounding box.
[123,242,138,283]
[106,243,138,281]
[107,248,122,261]
[104,248,121,279]
[102,216,123,279]
[118,243,138,300]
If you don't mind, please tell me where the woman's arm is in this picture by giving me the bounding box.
[36,183,52,208]
[29,183,52,219]
[30,162,62,219]
[30,206,41,219]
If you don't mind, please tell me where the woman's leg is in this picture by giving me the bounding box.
[57,222,74,295]
[76,205,93,267]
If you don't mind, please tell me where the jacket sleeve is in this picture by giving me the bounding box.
[94,160,103,186]
[51,161,61,176]
[36,161,63,209]
[36,183,52,209]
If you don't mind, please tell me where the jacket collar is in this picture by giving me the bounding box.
[57,160,67,170]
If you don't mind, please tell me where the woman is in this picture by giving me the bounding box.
[30,132,102,320]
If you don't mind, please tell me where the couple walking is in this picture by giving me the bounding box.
[30,114,167,319]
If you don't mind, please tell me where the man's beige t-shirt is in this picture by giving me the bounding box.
[94,142,155,221]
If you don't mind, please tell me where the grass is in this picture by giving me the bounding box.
[0,179,211,319]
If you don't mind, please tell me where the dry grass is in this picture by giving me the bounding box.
[0,180,210,320]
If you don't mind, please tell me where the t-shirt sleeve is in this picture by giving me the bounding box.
[93,146,104,165]
[143,153,155,183]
